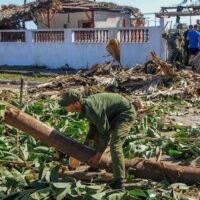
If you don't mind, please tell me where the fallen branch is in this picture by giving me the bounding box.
[129,136,200,142]
[59,169,113,182]
[0,160,32,167]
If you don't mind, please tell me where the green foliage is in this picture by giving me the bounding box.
[25,101,88,143]
[0,97,199,199]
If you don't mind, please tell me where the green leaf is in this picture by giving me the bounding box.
[85,185,104,194]
[168,149,183,158]
[30,102,44,115]
[129,189,148,198]
[31,181,50,190]
[53,182,72,189]
[107,192,126,200]
[50,166,59,182]
[19,143,29,161]
[0,193,6,198]
[84,191,106,200]
[146,190,157,198]
[66,188,79,198]
[2,151,23,161]
[40,166,50,181]
[169,183,189,190]
[175,130,187,137]
[30,187,50,200]
[1,191,21,200]
[56,184,71,200]
[5,177,18,187]
[76,181,86,195]
[0,103,6,120]
[11,168,26,184]
[34,146,50,154]
[14,189,36,200]
[24,170,37,182]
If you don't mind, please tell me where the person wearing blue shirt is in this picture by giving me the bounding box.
[188,25,200,60]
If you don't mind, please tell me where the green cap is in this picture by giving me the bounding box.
[59,89,82,107]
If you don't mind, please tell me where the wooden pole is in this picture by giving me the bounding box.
[19,78,24,107]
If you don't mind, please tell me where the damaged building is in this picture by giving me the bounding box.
[0,0,143,29]
[0,0,164,68]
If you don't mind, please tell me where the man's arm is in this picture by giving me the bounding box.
[94,109,110,153]
[88,107,110,153]
[84,123,96,147]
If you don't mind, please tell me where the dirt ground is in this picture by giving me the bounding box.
[0,84,21,92]
[0,82,37,92]
[168,107,200,127]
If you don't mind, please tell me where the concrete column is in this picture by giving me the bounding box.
[108,28,118,40]
[25,30,33,43]
[159,18,167,60]
[159,18,165,31]
[65,29,72,44]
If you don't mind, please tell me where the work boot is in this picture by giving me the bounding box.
[109,179,125,190]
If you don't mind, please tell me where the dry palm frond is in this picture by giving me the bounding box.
[151,52,177,77]
[106,39,121,66]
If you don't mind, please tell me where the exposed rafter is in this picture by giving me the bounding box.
[0,0,142,29]
[155,5,200,18]
[0,0,62,29]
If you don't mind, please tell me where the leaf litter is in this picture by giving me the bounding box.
[0,53,200,199]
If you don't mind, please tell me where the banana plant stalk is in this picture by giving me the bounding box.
[4,105,200,185]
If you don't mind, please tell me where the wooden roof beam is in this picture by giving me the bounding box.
[156,11,200,17]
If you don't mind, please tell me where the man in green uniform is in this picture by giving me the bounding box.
[59,89,136,190]
[162,24,184,68]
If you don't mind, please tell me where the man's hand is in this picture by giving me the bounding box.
[88,152,103,165]
[68,156,80,170]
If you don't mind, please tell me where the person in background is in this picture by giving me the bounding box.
[188,24,200,62]
[183,25,193,65]
[162,24,184,68]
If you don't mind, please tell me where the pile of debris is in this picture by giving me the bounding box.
[28,53,200,102]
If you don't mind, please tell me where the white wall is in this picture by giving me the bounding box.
[94,11,130,28]
[37,12,92,29]
[37,11,130,29]
[120,27,164,67]
[0,27,165,69]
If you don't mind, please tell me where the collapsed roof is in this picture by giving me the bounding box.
[0,0,143,29]
[156,5,200,18]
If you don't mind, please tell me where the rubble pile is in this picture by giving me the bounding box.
[28,54,200,102]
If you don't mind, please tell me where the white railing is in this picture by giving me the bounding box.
[119,29,149,43]
[0,28,151,44]
[0,27,164,68]
[32,30,64,43]
[73,29,109,43]
[0,31,26,42]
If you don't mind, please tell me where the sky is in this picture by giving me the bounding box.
[0,0,199,28]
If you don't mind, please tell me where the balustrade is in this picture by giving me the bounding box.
[73,30,109,43]
[33,31,64,43]
[120,29,149,43]
[0,31,25,42]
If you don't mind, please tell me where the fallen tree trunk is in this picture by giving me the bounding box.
[3,105,200,185]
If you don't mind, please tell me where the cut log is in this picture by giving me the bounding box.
[3,105,200,185]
